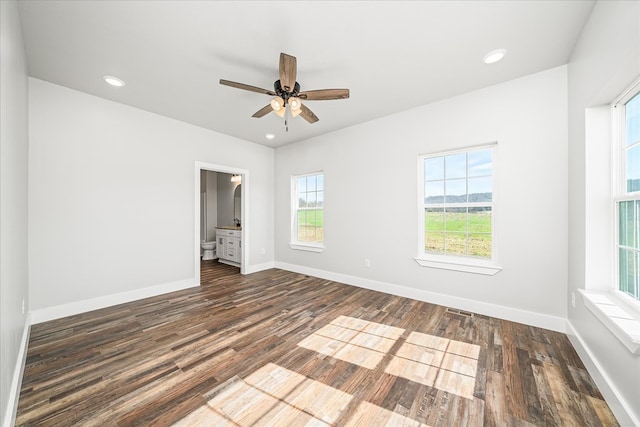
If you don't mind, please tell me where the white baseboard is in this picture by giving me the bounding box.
[3,314,31,427]
[274,262,566,333]
[244,261,276,274]
[30,279,198,324]
[566,321,639,427]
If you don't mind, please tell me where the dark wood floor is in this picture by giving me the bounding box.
[16,260,618,426]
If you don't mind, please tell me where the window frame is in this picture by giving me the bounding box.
[415,143,501,275]
[613,79,640,308]
[290,171,325,253]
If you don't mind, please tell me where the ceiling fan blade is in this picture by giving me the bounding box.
[279,53,297,92]
[219,79,276,96]
[252,104,273,118]
[299,104,319,123]
[298,89,350,100]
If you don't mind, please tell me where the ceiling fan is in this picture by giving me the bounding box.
[219,53,349,129]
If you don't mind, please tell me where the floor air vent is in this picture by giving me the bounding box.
[445,308,474,317]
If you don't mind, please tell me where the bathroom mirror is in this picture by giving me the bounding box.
[233,184,241,224]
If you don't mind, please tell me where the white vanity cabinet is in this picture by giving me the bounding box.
[216,228,242,266]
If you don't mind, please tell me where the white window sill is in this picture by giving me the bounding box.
[414,256,502,276]
[289,243,325,253]
[579,289,640,355]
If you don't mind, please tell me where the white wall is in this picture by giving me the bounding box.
[28,78,274,312]
[275,66,568,328]
[0,1,30,424]
[567,1,640,425]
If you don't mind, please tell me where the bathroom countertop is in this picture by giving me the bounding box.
[216,226,242,230]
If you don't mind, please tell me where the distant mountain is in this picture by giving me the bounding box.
[425,192,492,204]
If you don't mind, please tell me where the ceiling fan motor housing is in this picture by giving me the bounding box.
[274,80,300,101]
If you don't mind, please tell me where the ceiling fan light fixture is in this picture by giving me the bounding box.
[270,97,284,112]
[482,49,507,64]
[288,97,301,111]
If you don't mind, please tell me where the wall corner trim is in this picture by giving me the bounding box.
[566,321,639,427]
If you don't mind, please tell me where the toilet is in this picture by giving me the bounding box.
[200,240,217,260]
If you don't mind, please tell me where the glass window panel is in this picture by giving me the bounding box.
[425,157,444,181]
[298,177,307,193]
[468,177,492,202]
[307,175,316,191]
[425,208,444,231]
[314,209,324,227]
[619,248,639,299]
[619,201,635,248]
[468,150,493,177]
[425,180,444,204]
[445,153,467,179]
[468,208,492,233]
[298,193,307,208]
[298,210,307,226]
[307,210,317,227]
[316,191,324,208]
[445,232,467,255]
[425,232,445,253]
[445,179,466,203]
[445,207,467,232]
[626,144,640,193]
[307,191,317,207]
[316,174,324,191]
[469,234,492,258]
[626,92,640,146]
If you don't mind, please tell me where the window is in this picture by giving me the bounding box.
[616,85,640,302]
[291,172,324,252]
[417,145,499,275]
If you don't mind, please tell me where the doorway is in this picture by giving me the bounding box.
[195,161,249,286]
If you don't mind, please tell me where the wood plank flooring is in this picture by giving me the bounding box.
[16,261,618,426]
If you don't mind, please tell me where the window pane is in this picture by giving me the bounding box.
[445,179,466,203]
[425,157,444,181]
[307,191,317,207]
[298,177,307,193]
[316,174,324,191]
[468,176,492,202]
[425,208,444,231]
[626,92,640,146]
[468,207,491,233]
[425,180,444,204]
[445,207,466,232]
[469,233,491,258]
[626,144,640,193]
[619,201,637,249]
[619,248,639,300]
[298,193,307,208]
[445,232,467,255]
[425,232,445,253]
[445,153,466,179]
[468,150,493,177]
[307,175,316,191]
[316,191,324,208]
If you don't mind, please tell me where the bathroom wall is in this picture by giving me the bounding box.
[204,171,217,241]
[217,172,240,227]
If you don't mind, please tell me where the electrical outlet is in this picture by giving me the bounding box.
[364,259,371,268]
[21,298,25,314]
[571,292,576,308]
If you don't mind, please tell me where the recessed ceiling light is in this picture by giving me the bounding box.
[103,75,126,87]
[482,49,507,64]
[265,133,275,140]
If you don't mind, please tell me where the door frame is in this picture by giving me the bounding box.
[195,161,249,284]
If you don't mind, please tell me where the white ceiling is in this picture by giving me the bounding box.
[18,1,595,148]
